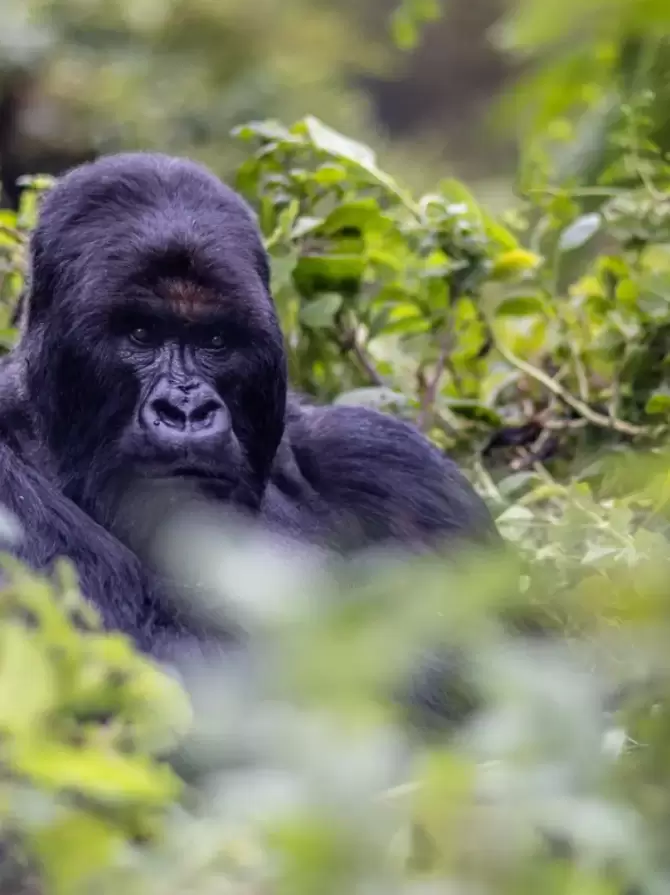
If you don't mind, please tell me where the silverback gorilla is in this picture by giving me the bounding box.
[0,152,499,661]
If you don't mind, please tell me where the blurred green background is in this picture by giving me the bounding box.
[0,0,517,204]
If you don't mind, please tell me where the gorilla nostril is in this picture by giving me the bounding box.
[189,400,222,426]
[152,398,186,429]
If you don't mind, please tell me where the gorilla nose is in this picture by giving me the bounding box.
[143,385,231,444]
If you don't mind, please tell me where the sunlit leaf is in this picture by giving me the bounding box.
[558,213,602,252]
[495,293,549,317]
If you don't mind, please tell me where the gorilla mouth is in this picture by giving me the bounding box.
[131,467,239,505]
[133,463,233,486]
[171,467,215,480]
[164,466,241,494]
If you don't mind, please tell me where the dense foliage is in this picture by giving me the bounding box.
[3,13,670,895]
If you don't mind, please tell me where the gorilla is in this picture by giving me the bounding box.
[0,151,499,660]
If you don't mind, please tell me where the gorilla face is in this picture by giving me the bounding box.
[19,152,288,525]
[112,276,266,493]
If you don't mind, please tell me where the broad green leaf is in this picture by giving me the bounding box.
[496,504,535,523]
[439,178,484,225]
[0,624,55,734]
[615,279,639,304]
[295,252,365,292]
[14,744,180,805]
[491,249,542,278]
[495,294,549,317]
[32,811,121,895]
[299,293,343,329]
[0,228,20,247]
[232,120,293,143]
[304,117,378,171]
[391,9,419,50]
[321,200,384,235]
[312,163,348,185]
[292,216,323,239]
[645,388,670,416]
[270,251,299,295]
[274,199,300,238]
[16,174,56,192]
[366,307,392,339]
[482,210,520,251]
[441,399,502,426]
[334,387,407,409]
[496,471,536,498]
[558,213,602,252]
[414,0,442,20]
[379,315,429,336]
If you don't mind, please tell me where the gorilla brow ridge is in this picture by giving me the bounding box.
[160,279,221,320]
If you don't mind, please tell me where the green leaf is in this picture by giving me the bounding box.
[232,119,293,143]
[441,399,502,425]
[321,200,383,235]
[14,744,180,805]
[391,9,419,50]
[16,174,55,192]
[0,211,17,227]
[366,307,392,339]
[292,217,323,239]
[495,294,549,317]
[482,210,520,251]
[439,178,484,225]
[414,0,442,21]
[645,388,670,416]
[304,117,378,171]
[299,293,343,329]
[496,471,536,498]
[295,251,365,293]
[312,164,348,185]
[32,811,121,895]
[558,213,602,252]
[334,387,407,409]
[0,624,55,734]
[391,0,443,50]
[380,315,429,336]
[269,250,299,293]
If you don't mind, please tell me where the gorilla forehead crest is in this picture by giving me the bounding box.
[160,278,220,319]
[27,151,270,320]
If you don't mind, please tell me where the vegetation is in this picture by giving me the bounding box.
[2,2,670,893]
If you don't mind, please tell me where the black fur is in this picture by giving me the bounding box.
[0,151,499,660]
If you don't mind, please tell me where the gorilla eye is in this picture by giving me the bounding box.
[208,334,225,349]
[129,326,154,346]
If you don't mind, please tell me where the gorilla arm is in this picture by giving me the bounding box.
[275,402,499,552]
[264,401,501,737]
[0,431,167,651]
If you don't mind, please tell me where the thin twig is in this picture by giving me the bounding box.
[352,339,386,387]
[493,338,652,438]
[336,321,387,388]
[525,187,627,198]
[416,336,450,431]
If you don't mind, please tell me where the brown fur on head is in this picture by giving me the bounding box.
[159,279,220,320]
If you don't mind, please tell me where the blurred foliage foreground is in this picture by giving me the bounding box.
[6,89,670,894]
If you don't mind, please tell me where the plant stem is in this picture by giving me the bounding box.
[493,337,652,438]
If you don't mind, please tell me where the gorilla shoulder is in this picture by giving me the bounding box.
[269,400,499,551]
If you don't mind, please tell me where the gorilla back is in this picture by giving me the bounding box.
[0,151,499,651]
